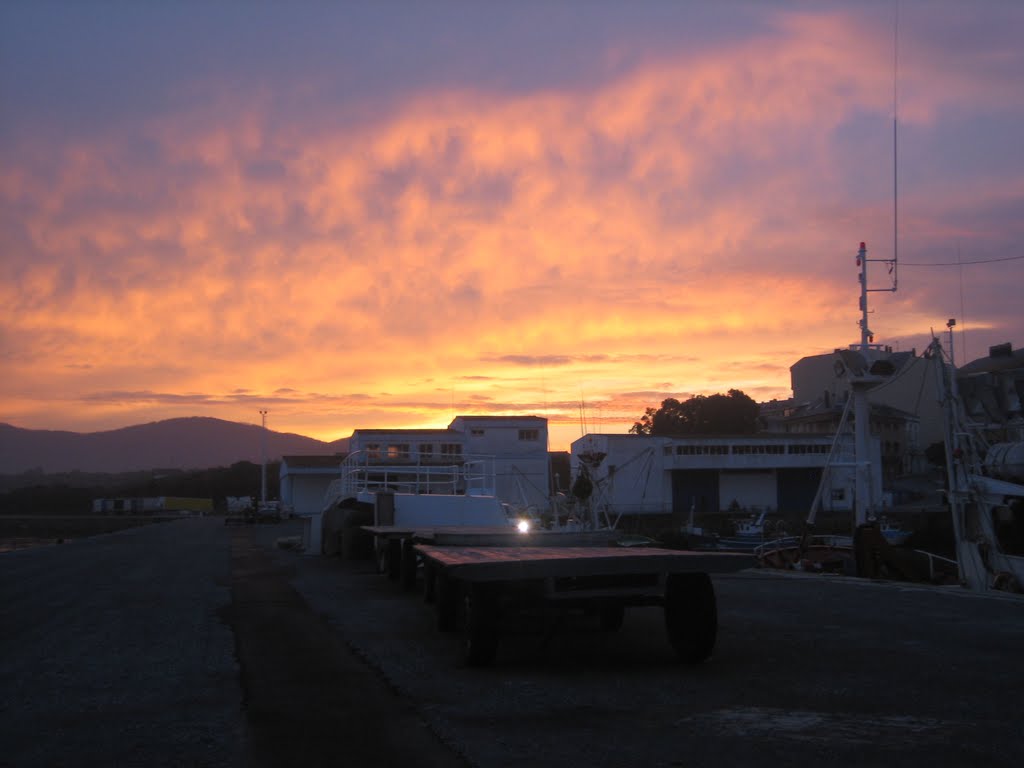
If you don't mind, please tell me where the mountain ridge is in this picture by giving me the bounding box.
[0,417,349,473]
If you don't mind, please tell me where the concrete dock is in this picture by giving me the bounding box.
[2,517,1022,767]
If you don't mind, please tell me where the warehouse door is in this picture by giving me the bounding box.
[671,469,720,519]
[776,467,822,516]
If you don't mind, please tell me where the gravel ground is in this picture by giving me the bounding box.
[0,518,244,768]
[262,523,1024,768]
[4,518,1023,768]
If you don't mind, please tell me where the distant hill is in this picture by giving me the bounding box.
[0,418,349,473]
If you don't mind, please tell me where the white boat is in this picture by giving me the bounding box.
[733,509,769,538]
[879,517,912,546]
[717,509,785,551]
[932,338,1024,594]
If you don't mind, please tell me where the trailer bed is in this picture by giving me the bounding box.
[414,544,748,581]
[412,543,750,666]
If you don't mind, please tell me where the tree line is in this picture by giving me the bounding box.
[630,389,761,436]
[0,461,280,515]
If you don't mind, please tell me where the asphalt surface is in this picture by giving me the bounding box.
[0,518,243,767]
[3,517,1023,767]
[0,518,464,768]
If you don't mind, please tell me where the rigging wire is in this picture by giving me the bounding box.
[900,254,1024,267]
[911,356,929,418]
[958,246,968,363]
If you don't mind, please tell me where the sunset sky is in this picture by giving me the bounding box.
[2,1,1022,452]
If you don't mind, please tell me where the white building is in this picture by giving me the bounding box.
[346,415,550,510]
[569,431,880,528]
[279,454,347,518]
[280,417,551,519]
[787,344,936,478]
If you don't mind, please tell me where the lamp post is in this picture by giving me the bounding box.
[259,409,268,507]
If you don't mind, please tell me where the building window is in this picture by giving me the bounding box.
[470,428,485,437]
[366,443,381,460]
[418,443,433,460]
[518,429,539,441]
[386,444,410,460]
[831,489,845,502]
[440,443,462,460]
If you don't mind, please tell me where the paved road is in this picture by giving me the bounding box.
[0,519,465,768]
[274,523,1024,768]
[0,518,243,767]
[3,518,1023,767]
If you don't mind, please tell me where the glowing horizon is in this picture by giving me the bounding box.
[2,2,1022,453]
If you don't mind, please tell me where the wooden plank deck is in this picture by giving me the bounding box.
[363,525,622,547]
[415,544,751,582]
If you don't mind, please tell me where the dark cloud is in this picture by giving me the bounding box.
[244,158,290,183]
[494,355,574,367]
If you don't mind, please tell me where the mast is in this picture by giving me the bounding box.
[852,239,896,525]
[857,240,897,352]
[857,242,872,350]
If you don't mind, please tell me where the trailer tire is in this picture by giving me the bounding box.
[436,572,458,632]
[400,538,418,592]
[339,503,373,560]
[385,538,402,581]
[423,563,437,604]
[463,582,501,667]
[340,528,356,560]
[664,572,717,663]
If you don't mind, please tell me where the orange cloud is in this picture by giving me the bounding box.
[2,6,1022,451]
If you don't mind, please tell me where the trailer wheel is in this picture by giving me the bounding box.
[338,504,373,560]
[463,582,501,667]
[436,572,458,632]
[400,538,418,592]
[385,538,402,581]
[423,562,437,604]
[664,572,717,663]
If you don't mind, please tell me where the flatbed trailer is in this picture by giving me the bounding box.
[413,542,750,666]
[362,524,620,589]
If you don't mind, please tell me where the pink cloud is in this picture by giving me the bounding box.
[2,5,1021,449]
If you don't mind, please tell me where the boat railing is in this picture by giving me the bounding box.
[322,478,346,509]
[753,533,854,558]
[336,449,497,498]
[910,549,959,582]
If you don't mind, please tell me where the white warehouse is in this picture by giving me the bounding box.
[569,431,881,528]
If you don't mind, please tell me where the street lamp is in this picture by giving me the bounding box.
[259,409,268,506]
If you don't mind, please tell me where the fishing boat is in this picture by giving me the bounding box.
[932,338,1024,594]
[879,516,912,546]
[717,509,787,552]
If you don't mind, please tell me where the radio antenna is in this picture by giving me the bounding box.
[855,2,902,351]
[891,0,899,292]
